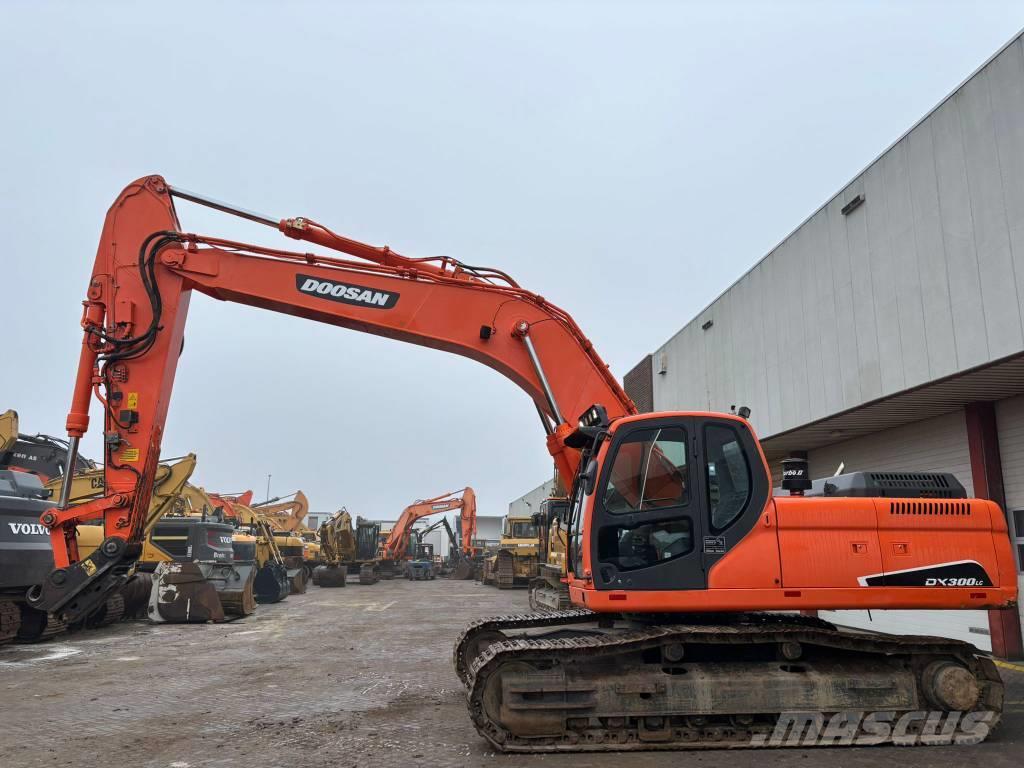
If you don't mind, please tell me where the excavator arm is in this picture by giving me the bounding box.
[253,491,310,533]
[33,175,633,620]
[0,410,17,454]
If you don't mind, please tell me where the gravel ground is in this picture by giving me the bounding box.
[0,578,1021,768]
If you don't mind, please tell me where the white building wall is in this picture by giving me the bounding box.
[997,395,1024,578]
[807,410,974,494]
[651,34,1024,441]
[508,479,557,519]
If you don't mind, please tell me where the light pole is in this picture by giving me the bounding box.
[265,474,271,504]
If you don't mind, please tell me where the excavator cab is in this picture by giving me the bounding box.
[567,408,769,594]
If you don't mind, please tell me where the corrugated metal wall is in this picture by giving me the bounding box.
[807,410,974,494]
[649,33,1024,443]
[998,394,1024,515]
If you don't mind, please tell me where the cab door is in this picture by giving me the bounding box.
[590,417,705,590]
[694,417,772,578]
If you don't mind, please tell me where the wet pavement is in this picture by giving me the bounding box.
[0,578,1021,767]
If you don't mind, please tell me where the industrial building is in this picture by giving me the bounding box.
[508,478,557,519]
[624,31,1024,658]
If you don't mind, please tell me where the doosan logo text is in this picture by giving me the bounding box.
[8,523,49,536]
[296,275,399,309]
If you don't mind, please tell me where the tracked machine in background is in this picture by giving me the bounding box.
[481,513,540,589]
[208,491,292,603]
[527,496,571,612]
[32,178,1018,752]
[314,507,380,586]
[378,488,478,580]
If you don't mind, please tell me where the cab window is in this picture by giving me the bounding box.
[511,521,538,538]
[705,424,752,531]
[597,518,693,571]
[602,426,688,514]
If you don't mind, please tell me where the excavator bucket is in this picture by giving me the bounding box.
[148,562,226,623]
[450,561,477,581]
[286,565,308,594]
[254,562,290,603]
[118,573,154,619]
[313,564,347,588]
[203,562,257,617]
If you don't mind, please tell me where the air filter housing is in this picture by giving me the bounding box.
[800,471,967,499]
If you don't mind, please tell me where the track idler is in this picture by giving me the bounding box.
[148,562,226,623]
[314,565,347,588]
[254,562,290,603]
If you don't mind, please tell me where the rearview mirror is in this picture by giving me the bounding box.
[583,458,599,496]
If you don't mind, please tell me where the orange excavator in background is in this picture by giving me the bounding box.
[32,177,1018,752]
[377,488,477,579]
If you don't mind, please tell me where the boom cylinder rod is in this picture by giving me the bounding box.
[167,185,279,228]
[521,332,564,426]
[57,437,80,509]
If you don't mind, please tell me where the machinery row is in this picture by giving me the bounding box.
[13,176,1019,752]
[0,408,488,641]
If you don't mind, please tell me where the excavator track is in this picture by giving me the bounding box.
[0,599,20,644]
[83,592,125,629]
[461,612,1003,752]
[454,609,596,685]
[16,607,68,643]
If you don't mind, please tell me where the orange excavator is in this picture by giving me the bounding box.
[378,488,477,579]
[32,177,1017,751]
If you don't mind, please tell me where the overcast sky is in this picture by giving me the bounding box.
[2,1,1022,521]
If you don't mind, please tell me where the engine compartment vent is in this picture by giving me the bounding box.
[889,501,972,516]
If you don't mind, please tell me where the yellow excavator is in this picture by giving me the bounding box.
[252,491,322,581]
[46,456,257,623]
[205,491,293,603]
[314,507,380,586]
